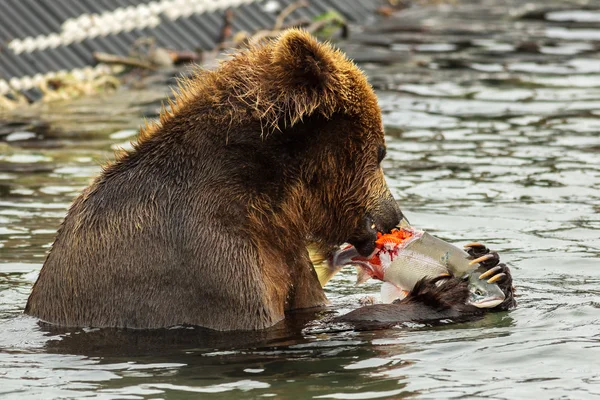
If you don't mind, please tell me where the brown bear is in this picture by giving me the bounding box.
[25,29,403,330]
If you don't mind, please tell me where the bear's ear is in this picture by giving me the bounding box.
[271,29,338,91]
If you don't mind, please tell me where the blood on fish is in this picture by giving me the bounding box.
[364,228,415,265]
[374,228,414,248]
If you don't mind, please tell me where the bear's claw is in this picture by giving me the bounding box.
[486,272,507,284]
[469,253,496,265]
[478,265,503,280]
[464,241,515,310]
[464,242,485,249]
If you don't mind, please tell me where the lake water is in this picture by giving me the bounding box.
[1,2,600,399]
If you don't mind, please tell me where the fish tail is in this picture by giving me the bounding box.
[313,263,340,287]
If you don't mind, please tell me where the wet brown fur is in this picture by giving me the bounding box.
[25,30,401,330]
[335,277,484,330]
[335,271,516,330]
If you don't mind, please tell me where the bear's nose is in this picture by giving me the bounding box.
[375,199,403,234]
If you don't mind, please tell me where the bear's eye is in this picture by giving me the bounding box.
[377,145,387,164]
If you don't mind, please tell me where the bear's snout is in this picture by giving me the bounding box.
[347,216,379,256]
[374,192,403,234]
[348,193,403,257]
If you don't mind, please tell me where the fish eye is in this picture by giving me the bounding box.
[377,145,387,164]
[475,289,484,296]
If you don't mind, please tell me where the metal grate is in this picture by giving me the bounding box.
[0,0,384,99]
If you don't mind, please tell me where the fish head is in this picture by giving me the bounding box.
[468,272,506,308]
[330,227,418,283]
[330,244,388,282]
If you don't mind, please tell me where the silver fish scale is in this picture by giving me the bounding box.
[381,231,477,291]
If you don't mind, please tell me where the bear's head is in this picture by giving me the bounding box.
[143,29,403,256]
[247,30,404,255]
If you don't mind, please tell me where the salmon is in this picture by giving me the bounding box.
[311,227,505,308]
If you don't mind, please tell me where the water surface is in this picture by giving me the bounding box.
[1,2,600,398]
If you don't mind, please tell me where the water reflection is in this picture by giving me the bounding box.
[2,1,600,398]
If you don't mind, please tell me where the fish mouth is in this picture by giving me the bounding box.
[331,245,374,270]
[470,296,505,309]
